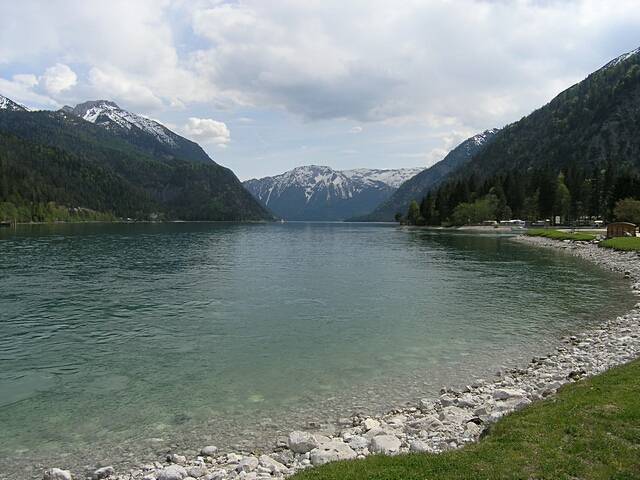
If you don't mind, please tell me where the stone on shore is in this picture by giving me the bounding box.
[346,435,370,450]
[492,388,527,400]
[186,465,207,478]
[43,469,72,480]
[258,454,287,474]
[370,434,401,455]
[362,418,380,431]
[409,440,431,453]
[288,431,319,453]
[309,440,357,465]
[157,465,188,480]
[237,456,259,472]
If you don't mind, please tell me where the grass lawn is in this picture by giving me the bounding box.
[291,360,640,480]
[600,237,640,252]
[525,228,597,241]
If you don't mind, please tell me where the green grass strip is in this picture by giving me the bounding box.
[525,229,597,241]
[599,237,640,252]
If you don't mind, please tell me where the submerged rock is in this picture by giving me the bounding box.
[200,445,218,457]
[91,466,114,479]
[168,453,187,465]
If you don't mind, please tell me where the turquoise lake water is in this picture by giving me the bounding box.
[0,223,632,478]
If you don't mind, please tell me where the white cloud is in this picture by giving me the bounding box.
[41,63,77,94]
[186,0,640,125]
[88,67,163,110]
[0,0,639,130]
[13,74,39,88]
[0,75,56,109]
[350,126,363,134]
[183,117,231,147]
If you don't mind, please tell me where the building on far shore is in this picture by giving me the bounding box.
[606,222,637,238]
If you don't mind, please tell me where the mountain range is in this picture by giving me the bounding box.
[243,165,422,220]
[0,96,271,222]
[2,46,639,225]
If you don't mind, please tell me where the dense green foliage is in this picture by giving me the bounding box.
[449,194,503,226]
[0,110,271,222]
[405,51,640,226]
[292,359,640,480]
[614,198,640,224]
[0,201,115,223]
[526,229,597,241]
[600,237,640,251]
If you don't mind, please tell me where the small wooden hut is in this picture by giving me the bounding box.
[606,222,637,238]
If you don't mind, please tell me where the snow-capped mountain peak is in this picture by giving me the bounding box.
[71,100,177,147]
[249,165,421,203]
[0,94,28,112]
[243,165,423,221]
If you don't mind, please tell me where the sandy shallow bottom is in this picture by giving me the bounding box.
[35,237,640,480]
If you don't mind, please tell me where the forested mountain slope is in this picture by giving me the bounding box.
[411,47,640,226]
[0,105,271,222]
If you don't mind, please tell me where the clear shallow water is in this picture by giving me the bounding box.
[0,223,632,478]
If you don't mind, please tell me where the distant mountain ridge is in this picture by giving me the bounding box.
[358,129,499,221]
[243,165,422,220]
[0,95,271,222]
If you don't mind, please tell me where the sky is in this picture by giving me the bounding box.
[1,1,639,181]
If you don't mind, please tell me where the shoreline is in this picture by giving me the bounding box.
[43,236,640,480]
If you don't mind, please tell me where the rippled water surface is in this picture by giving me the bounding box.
[0,223,632,478]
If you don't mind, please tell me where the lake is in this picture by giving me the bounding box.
[0,222,632,478]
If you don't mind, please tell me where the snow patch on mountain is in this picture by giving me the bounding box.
[72,100,177,147]
[342,167,423,188]
[471,128,500,146]
[603,46,640,69]
[0,94,28,112]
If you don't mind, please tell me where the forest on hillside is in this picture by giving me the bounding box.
[403,162,640,226]
[0,111,271,223]
[402,49,640,227]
